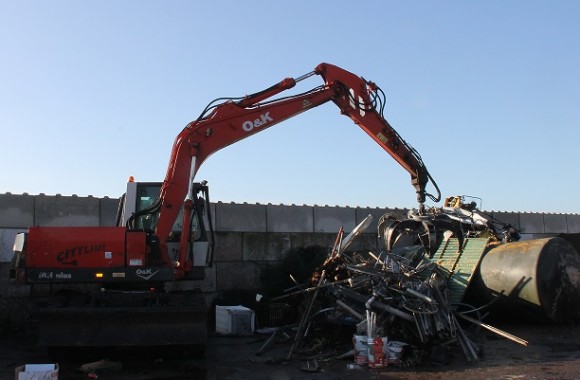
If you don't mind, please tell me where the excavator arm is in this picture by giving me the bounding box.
[154,63,440,275]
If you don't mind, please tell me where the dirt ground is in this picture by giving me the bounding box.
[3,320,580,380]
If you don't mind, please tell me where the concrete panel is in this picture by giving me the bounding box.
[201,292,219,313]
[356,207,384,233]
[215,262,261,291]
[544,213,568,234]
[214,232,243,262]
[518,233,552,241]
[0,282,33,298]
[0,228,26,262]
[0,262,29,295]
[347,233,379,252]
[354,207,409,234]
[100,197,120,226]
[288,233,336,252]
[0,266,33,326]
[208,203,216,234]
[198,265,217,292]
[265,234,294,261]
[566,214,580,233]
[215,202,266,232]
[35,194,100,226]
[242,233,293,262]
[519,213,544,234]
[313,206,356,233]
[0,193,34,228]
[242,233,267,262]
[491,211,520,230]
[267,204,313,233]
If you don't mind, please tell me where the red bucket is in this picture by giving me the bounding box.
[367,337,388,368]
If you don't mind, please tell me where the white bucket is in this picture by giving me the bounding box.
[352,335,368,364]
[387,341,407,364]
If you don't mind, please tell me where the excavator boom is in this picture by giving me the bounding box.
[157,63,440,273]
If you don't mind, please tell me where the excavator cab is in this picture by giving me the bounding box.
[117,179,214,274]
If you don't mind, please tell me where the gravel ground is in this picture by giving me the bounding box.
[3,320,580,380]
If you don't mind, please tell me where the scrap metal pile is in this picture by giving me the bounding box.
[277,198,530,367]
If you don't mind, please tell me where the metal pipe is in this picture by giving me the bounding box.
[456,313,528,346]
[336,300,363,320]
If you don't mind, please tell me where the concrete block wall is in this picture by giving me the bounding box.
[206,202,400,296]
[0,194,118,262]
[497,211,580,237]
[1,193,580,302]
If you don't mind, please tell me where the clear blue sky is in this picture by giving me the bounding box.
[1,1,579,213]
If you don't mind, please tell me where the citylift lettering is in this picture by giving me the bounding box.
[242,112,273,132]
[57,244,106,265]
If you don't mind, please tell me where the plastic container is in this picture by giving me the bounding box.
[352,335,388,367]
[367,337,388,368]
[353,335,368,364]
[215,305,255,335]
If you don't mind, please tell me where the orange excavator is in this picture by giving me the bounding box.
[10,63,440,348]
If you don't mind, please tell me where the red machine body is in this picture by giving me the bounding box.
[25,227,129,268]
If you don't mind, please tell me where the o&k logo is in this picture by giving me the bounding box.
[242,112,273,132]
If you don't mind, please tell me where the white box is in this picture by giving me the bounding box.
[15,364,59,380]
[215,305,255,335]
